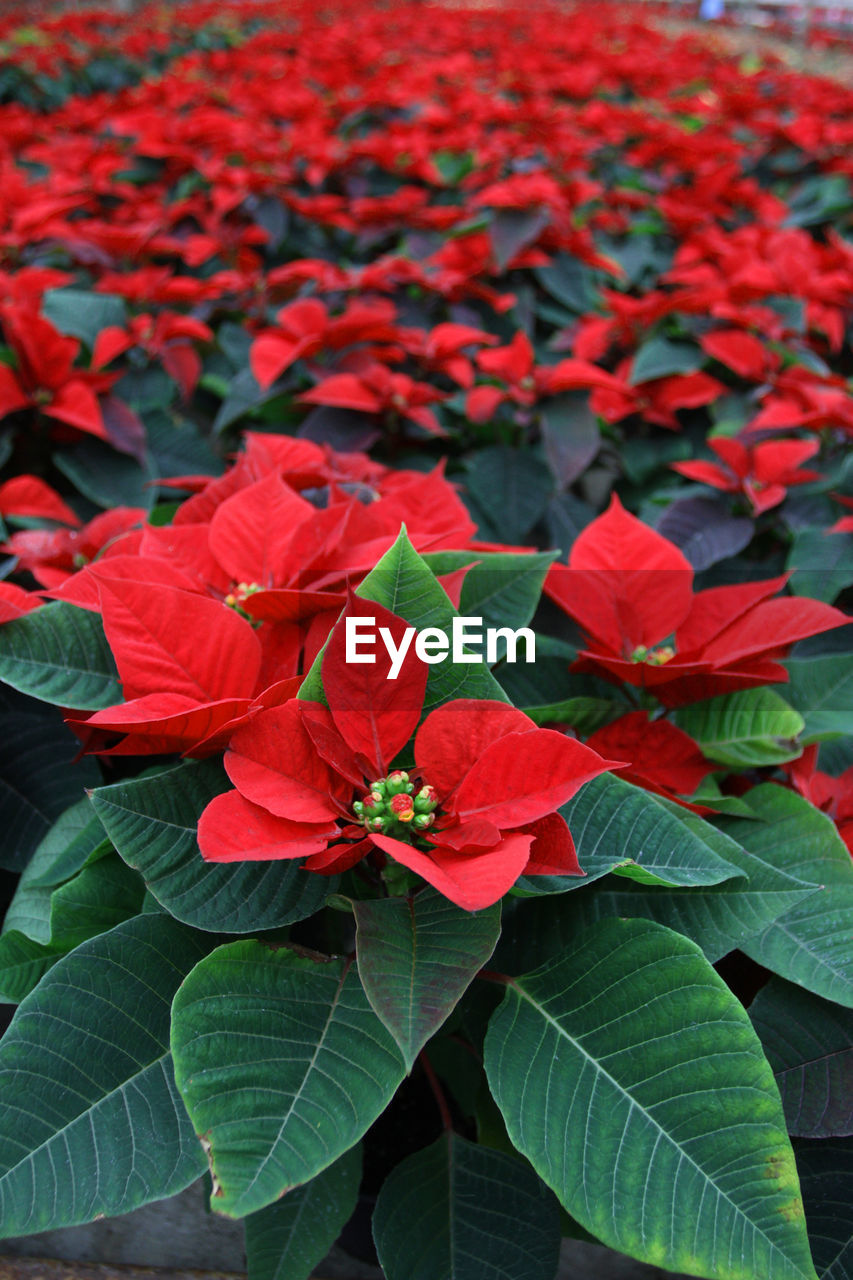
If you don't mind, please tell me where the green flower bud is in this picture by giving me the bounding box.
[413,785,438,814]
[412,812,435,831]
[385,771,411,796]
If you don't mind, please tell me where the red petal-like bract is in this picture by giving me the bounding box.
[414,699,535,800]
[225,700,352,822]
[322,591,428,776]
[450,728,616,829]
[547,494,693,653]
[198,789,337,862]
[0,475,80,526]
[96,576,262,703]
[369,830,534,911]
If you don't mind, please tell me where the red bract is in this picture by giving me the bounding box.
[545,494,849,707]
[466,331,623,423]
[785,745,853,856]
[671,435,821,515]
[0,308,115,441]
[0,475,80,527]
[299,364,447,436]
[199,595,616,910]
[93,312,213,400]
[585,711,714,808]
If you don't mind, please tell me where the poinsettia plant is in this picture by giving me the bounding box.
[0,1,852,1278]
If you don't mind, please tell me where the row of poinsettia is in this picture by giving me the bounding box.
[1,0,853,517]
[0,433,848,908]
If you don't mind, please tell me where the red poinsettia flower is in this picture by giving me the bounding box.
[466,331,623,423]
[585,711,714,809]
[545,494,849,707]
[299,364,447,436]
[0,307,115,440]
[671,435,821,515]
[198,595,617,911]
[93,312,213,400]
[250,297,400,390]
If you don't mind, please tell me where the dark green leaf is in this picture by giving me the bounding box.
[354,888,501,1070]
[793,1138,853,1280]
[463,447,553,544]
[720,785,853,1008]
[422,549,556,640]
[0,601,121,709]
[91,759,330,933]
[515,773,742,895]
[171,945,405,1217]
[485,918,818,1280]
[0,705,99,872]
[245,1146,362,1280]
[373,1133,561,1280]
[54,437,157,510]
[42,289,126,349]
[750,978,853,1139]
[787,529,853,604]
[0,915,209,1237]
[630,336,703,384]
[785,655,853,741]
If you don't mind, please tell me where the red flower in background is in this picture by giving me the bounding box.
[671,435,821,514]
[546,494,849,706]
[466,331,623,423]
[199,594,617,910]
[0,308,115,440]
[585,711,714,807]
[785,746,853,856]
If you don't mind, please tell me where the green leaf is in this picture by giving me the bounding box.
[462,447,553,544]
[719,785,853,1008]
[21,796,108,890]
[0,704,100,871]
[675,688,805,768]
[540,393,600,490]
[520,696,619,734]
[373,1133,561,1280]
[54,437,157,511]
[91,759,330,933]
[498,826,816,971]
[629,336,703,384]
[422,549,556,639]
[793,1139,853,1280]
[171,945,405,1218]
[245,1146,362,1280]
[749,979,853,1139]
[299,528,507,710]
[0,851,144,1004]
[787,529,853,604]
[353,888,501,1070]
[0,914,209,1237]
[533,253,599,312]
[784,655,853,742]
[485,918,819,1280]
[515,773,742,896]
[42,288,126,349]
[0,602,121,709]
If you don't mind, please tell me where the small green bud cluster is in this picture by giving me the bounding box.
[353,773,439,840]
[224,581,263,626]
